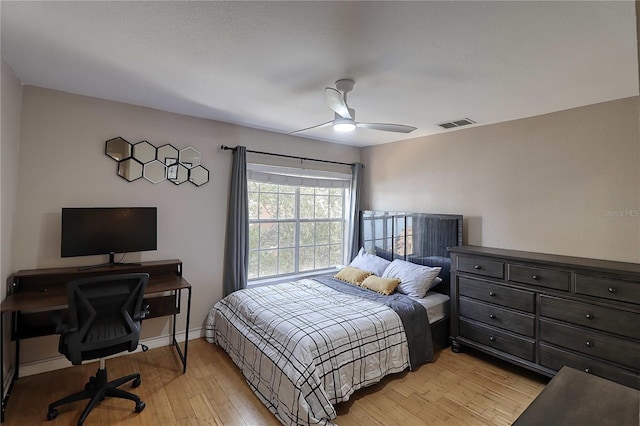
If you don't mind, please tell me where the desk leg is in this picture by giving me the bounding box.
[1,312,19,423]
[171,287,191,374]
[183,287,191,374]
[1,313,19,424]
[1,311,4,423]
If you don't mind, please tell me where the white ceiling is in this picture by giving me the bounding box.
[1,1,638,147]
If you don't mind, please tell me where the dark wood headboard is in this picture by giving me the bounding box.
[359,211,463,295]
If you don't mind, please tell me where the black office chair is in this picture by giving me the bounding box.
[47,273,150,425]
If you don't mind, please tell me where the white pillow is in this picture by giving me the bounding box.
[349,247,391,277]
[382,259,442,298]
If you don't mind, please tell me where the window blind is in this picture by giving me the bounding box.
[247,163,350,189]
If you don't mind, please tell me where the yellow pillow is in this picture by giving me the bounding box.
[334,266,372,286]
[361,275,401,295]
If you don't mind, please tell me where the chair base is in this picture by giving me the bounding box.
[47,364,145,426]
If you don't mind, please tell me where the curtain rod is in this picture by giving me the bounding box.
[220,145,359,167]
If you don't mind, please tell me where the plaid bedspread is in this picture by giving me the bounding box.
[205,278,416,425]
[313,275,433,369]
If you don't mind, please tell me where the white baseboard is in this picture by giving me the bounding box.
[18,327,204,378]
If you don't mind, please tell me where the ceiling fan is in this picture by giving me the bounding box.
[289,79,417,135]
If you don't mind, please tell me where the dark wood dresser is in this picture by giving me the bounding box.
[449,246,640,389]
[512,366,640,426]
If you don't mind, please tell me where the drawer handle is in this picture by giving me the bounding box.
[586,341,593,347]
[474,265,482,270]
[489,291,496,297]
[584,368,592,374]
[489,336,496,342]
[585,313,594,320]
[489,314,496,319]
[607,287,616,293]
[532,275,540,280]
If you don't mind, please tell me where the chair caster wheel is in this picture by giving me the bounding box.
[85,376,96,390]
[135,401,146,413]
[132,377,141,388]
[47,408,59,421]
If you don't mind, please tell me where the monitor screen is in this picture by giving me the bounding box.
[61,207,157,258]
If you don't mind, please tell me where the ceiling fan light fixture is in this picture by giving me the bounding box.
[333,118,356,132]
[290,79,415,135]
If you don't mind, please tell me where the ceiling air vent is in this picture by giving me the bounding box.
[438,118,476,129]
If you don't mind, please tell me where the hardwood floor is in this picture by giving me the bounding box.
[4,338,546,425]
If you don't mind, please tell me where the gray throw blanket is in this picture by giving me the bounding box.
[314,275,434,369]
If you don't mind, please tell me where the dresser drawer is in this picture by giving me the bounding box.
[458,277,534,313]
[540,295,640,339]
[459,318,534,361]
[457,256,504,279]
[459,296,534,337]
[539,344,640,390]
[540,319,640,370]
[508,264,570,291]
[575,274,640,305]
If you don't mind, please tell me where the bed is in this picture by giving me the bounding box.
[206,211,463,425]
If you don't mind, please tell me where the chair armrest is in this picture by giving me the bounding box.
[134,301,150,321]
[51,310,75,334]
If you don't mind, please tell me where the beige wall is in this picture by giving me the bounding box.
[14,86,360,363]
[1,59,22,298]
[361,97,640,263]
[637,0,640,259]
[1,58,23,382]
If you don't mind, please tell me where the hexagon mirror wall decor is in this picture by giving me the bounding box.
[157,144,179,167]
[189,165,210,187]
[105,137,209,186]
[132,140,157,164]
[170,163,190,185]
[105,137,132,161]
[118,158,143,181]
[179,147,200,168]
[144,160,167,184]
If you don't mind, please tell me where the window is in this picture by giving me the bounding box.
[247,164,350,281]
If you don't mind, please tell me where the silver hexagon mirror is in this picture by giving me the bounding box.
[157,144,179,168]
[144,160,167,184]
[179,147,200,168]
[118,158,143,181]
[170,163,190,185]
[132,141,157,164]
[189,165,209,187]
[105,137,132,161]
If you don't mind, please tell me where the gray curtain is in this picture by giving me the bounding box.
[347,162,364,261]
[223,146,248,297]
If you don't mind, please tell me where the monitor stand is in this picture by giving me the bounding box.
[77,252,142,271]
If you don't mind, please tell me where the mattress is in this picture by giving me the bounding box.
[411,291,450,324]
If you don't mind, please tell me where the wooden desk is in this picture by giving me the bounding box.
[513,366,640,425]
[0,259,192,422]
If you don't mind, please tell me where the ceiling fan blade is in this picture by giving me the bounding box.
[288,120,333,135]
[356,122,417,133]
[324,88,352,119]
